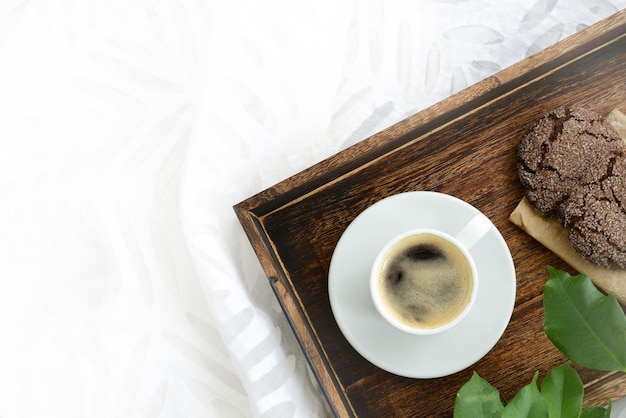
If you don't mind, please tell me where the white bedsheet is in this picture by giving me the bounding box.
[1,1,626,417]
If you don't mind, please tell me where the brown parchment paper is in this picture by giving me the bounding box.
[510,109,626,305]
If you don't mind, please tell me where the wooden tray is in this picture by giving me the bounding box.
[234,10,626,417]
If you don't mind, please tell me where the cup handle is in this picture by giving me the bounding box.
[455,212,493,251]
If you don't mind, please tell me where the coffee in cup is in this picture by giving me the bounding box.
[370,229,478,335]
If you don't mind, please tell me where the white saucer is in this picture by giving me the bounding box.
[328,191,516,378]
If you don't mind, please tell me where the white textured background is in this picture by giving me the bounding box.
[1,1,625,417]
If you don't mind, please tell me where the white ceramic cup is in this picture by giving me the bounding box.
[370,213,490,335]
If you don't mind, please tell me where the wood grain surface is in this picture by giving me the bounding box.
[234,10,626,417]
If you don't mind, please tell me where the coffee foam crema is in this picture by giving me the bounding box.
[377,233,474,330]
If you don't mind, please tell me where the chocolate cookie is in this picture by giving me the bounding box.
[517,106,625,219]
[518,105,626,269]
[562,179,626,269]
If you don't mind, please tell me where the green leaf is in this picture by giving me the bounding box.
[543,267,626,371]
[580,399,612,418]
[540,363,583,418]
[454,372,504,418]
[502,372,548,418]
[580,408,609,418]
